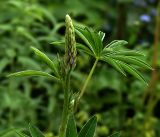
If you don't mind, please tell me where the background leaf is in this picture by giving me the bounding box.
[66,114,78,137]
[78,116,97,137]
[29,124,45,137]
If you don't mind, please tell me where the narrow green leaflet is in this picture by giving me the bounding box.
[66,114,78,137]
[110,55,152,69]
[100,56,126,76]
[51,41,65,46]
[78,116,97,137]
[102,50,144,57]
[29,123,45,137]
[108,132,121,137]
[113,50,144,57]
[106,40,128,48]
[75,26,96,56]
[31,47,58,76]
[98,31,105,41]
[118,61,147,84]
[7,70,59,81]
[16,131,29,137]
[76,43,94,56]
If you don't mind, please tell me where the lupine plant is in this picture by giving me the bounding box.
[7,14,151,137]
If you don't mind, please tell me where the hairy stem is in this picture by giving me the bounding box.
[76,58,99,106]
[59,73,70,137]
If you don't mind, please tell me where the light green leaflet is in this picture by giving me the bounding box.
[7,70,59,81]
[31,47,59,77]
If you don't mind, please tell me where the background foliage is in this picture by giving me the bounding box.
[0,0,159,137]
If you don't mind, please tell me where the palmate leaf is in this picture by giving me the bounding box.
[78,116,97,137]
[29,124,45,137]
[31,47,59,76]
[75,25,150,84]
[7,70,59,81]
[66,114,78,137]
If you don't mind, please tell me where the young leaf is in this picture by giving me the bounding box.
[98,31,105,41]
[29,123,45,137]
[78,116,97,137]
[31,47,58,76]
[108,132,121,137]
[7,70,59,81]
[66,114,78,137]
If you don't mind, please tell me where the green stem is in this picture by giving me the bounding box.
[77,58,99,105]
[59,73,70,137]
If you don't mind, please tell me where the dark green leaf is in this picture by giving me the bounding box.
[29,123,45,137]
[75,26,95,55]
[75,26,103,57]
[78,116,97,137]
[90,30,103,56]
[66,114,78,137]
[76,43,94,56]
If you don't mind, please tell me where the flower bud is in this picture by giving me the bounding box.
[64,14,77,72]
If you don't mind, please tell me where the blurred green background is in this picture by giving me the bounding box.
[0,0,160,137]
